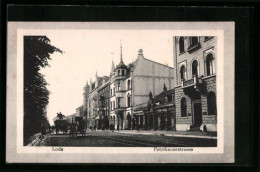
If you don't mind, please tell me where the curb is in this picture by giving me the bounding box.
[115,131,217,139]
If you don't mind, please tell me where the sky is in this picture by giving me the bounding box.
[39,30,175,125]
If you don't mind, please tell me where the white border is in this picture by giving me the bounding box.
[7,22,234,163]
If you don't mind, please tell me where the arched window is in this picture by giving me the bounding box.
[180,66,186,81]
[192,60,199,76]
[127,93,131,107]
[117,70,120,76]
[207,92,217,115]
[110,89,112,96]
[181,97,187,117]
[206,53,214,76]
[127,80,131,90]
[189,37,199,46]
[179,37,185,53]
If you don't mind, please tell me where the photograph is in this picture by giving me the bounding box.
[6,22,234,163]
[24,34,217,148]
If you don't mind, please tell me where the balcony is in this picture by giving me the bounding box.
[187,43,201,53]
[115,75,126,81]
[181,75,203,95]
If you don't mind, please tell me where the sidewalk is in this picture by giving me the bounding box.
[114,130,217,139]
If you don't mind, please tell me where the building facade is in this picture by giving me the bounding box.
[109,45,175,130]
[173,36,217,131]
[97,77,110,130]
[134,85,176,131]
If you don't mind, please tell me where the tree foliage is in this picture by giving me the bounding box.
[24,36,62,144]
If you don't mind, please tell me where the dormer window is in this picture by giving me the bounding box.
[117,70,120,76]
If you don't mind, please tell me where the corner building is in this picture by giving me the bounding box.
[109,46,175,130]
[173,36,217,131]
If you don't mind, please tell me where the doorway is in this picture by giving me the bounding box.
[193,103,202,127]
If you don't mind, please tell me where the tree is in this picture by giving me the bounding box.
[24,36,62,145]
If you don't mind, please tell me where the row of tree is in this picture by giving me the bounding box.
[24,36,62,145]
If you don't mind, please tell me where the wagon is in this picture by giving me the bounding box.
[69,116,86,138]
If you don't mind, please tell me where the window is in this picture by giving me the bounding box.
[205,36,213,41]
[206,53,214,76]
[192,60,199,76]
[113,88,115,95]
[122,70,125,76]
[110,89,112,96]
[127,93,131,107]
[127,80,131,90]
[181,97,187,117]
[113,101,115,110]
[180,65,186,81]
[189,37,199,46]
[117,98,121,108]
[167,95,172,102]
[118,82,121,91]
[207,92,217,115]
[179,37,185,53]
[118,70,120,76]
[110,102,112,110]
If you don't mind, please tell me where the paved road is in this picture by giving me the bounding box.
[39,131,217,147]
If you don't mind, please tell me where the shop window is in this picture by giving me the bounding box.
[192,60,199,76]
[179,37,185,53]
[207,92,217,115]
[181,97,187,117]
[206,53,214,76]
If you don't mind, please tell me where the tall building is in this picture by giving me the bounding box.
[84,72,109,129]
[97,76,110,129]
[109,43,175,130]
[173,36,217,131]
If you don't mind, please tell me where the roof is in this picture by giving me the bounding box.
[154,89,175,103]
[116,61,127,69]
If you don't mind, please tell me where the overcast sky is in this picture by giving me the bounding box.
[39,30,175,125]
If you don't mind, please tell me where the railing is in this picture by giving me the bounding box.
[183,78,194,87]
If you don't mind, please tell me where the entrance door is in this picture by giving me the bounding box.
[160,115,166,130]
[193,103,202,127]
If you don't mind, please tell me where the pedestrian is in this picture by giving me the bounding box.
[137,124,139,132]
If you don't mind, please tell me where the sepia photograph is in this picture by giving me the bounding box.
[6,22,234,163]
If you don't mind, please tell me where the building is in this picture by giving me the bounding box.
[133,85,176,131]
[109,44,175,130]
[76,105,83,117]
[173,36,217,131]
[97,76,110,129]
[83,72,110,129]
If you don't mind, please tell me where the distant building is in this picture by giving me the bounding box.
[109,44,175,130]
[173,36,217,131]
[76,106,83,117]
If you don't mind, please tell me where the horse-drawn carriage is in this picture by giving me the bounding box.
[53,113,86,138]
[69,116,86,138]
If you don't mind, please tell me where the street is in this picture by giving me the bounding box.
[39,131,217,147]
